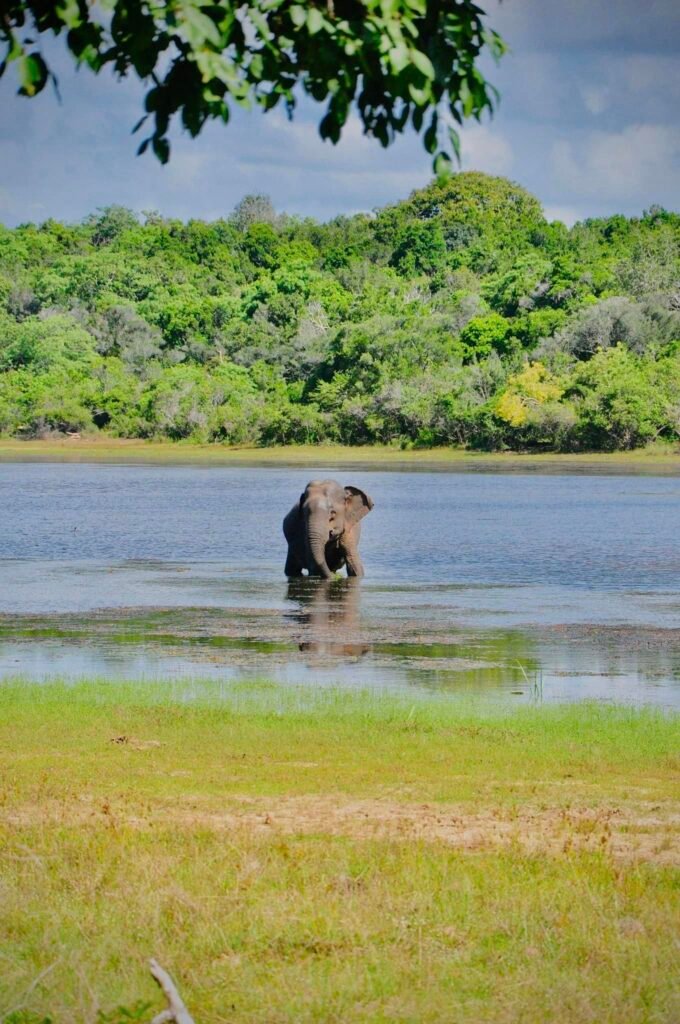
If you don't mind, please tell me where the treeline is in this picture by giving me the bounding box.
[1,173,679,450]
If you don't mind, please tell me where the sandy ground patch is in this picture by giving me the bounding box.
[4,794,678,865]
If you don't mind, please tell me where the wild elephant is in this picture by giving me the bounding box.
[283,479,374,578]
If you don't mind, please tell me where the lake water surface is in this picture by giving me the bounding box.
[1,462,679,707]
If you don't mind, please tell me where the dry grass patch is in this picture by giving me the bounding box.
[0,679,678,1023]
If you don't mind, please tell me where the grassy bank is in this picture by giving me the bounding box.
[1,680,678,1023]
[0,436,680,473]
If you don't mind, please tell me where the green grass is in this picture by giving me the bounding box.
[0,679,678,1023]
[0,436,679,471]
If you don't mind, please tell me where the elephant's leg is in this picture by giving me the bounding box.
[345,553,364,577]
[342,528,364,577]
[283,507,306,577]
[285,546,304,577]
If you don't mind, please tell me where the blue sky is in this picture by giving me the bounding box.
[0,0,678,227]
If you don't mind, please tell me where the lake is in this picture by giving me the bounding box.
[1,462,679,707]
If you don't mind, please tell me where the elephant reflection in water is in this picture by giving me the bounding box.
[286,577,369,659]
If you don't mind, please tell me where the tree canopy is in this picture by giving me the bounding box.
[1,172,679,451]
[0,1,505,169]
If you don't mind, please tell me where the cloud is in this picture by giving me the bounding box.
[581,87,610,116]
[163,150,209,190]
[460,124,514,175]
[237,111,510,181]
[488,0,680,54]
[552,123,680,201]
[490,53,571,123]
[226,108,442,215]
[575,54,680,126]
[543,205,585,227]
[235,109,425,176]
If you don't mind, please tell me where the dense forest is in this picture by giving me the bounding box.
[1,172,679,450]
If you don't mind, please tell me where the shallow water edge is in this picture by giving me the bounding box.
[2,599,679,709]
[2,438,680,474]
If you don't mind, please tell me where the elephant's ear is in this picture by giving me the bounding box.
[344,486,374,528]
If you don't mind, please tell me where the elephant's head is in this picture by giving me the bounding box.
[299,479,373,578]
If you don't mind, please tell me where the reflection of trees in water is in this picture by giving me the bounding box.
[285,578,369,660]
[393,631,541,694]
[533,632,680,692]
[396,629,680,699]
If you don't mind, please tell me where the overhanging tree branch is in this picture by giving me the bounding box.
[0,1,506,170]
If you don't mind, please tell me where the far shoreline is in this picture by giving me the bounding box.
[1,437,680,474]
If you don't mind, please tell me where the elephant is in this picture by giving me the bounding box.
[283,479,374,578]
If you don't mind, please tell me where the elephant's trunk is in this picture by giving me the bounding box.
[306,511,333,579]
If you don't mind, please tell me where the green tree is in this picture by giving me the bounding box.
[459,313,512,359]
[390,222,447,276]
[484,255,552,315]
[379,173,546,259]
[0,315,97,372]
[242,224,281,270]
[571,346,678,450]
[85,206,139,247]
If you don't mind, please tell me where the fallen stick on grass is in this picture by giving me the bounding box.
[148,959,195,1024]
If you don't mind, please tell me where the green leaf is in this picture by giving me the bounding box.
[423,114,438,154]
[18,53,48,96]
[459,78,474,117]
[306,8,324,34]
[152,136,170,164]
[448,126,461,163]
[483,28,508,61]
[145,87,160,112]
[319,111,340,143]
[289,6,306,29]
[387,43,409,74]
[433,150,452,177]
[180,4,222,47]
[409,49,435,81]
[403,0,427,15]
[408,83,430,106]
[248,8,272,41]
